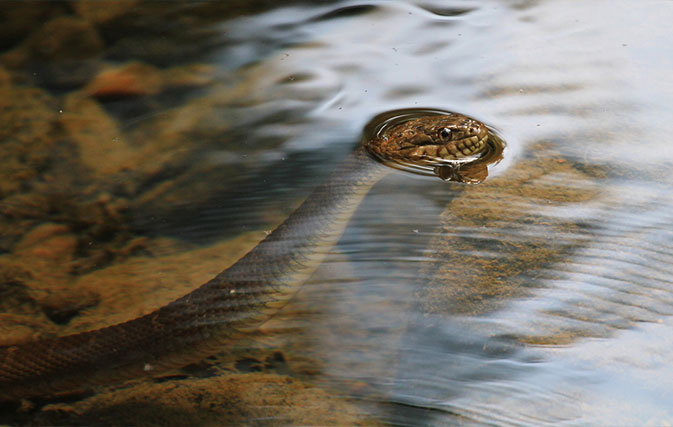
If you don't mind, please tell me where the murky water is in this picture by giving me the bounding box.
[2,0,673,424]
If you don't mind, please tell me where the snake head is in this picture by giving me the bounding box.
[367,114,489,165]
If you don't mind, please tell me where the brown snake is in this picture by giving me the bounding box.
[0,113,490,400]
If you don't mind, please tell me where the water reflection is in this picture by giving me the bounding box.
[1,0,673,425]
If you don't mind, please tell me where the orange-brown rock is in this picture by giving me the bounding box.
[85,61,163,97]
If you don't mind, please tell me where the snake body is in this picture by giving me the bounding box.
[0,113,490,400]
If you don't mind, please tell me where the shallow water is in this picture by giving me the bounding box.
[2,0,673,424]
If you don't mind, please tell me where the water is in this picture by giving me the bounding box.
[2,0,673,424]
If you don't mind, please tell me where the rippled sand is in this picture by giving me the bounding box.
[2,0,673,424]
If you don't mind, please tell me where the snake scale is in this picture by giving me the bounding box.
[0,113,490,400]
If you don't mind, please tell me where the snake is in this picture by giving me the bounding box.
[0,112,493,400]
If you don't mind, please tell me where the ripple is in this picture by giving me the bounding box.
[308,4,378,22]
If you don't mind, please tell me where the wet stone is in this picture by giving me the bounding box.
[40,291,99,325]
[161,63,217,89]
[0,260,36,314]
[72,0,139,25]
[14,223,71,253]
[0,16,104,88]
[0,84,59,198]
[59,93,138,177]
[18,16,103,62]
[85,61,163,97]
[0,66,10,87]
[0,3,67,51]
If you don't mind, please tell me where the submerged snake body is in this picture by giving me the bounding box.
[0,113,489,399]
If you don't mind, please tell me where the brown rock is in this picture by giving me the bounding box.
[14,223,71,253]
[85,61,163,97]
[31,373,378,426]
[39,290,99,326]
[162,63,217,88]
[0,65,10,87]
[0,258,35,312]
[73,0,139,24]
[0,3,67,51]
[0,314,54,346]
[9,16,103,63]
[0,84,58,197]
[59,93,138,176]
[22,233,78,263]
[0,15,104,87]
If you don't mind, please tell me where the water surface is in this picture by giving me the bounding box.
[2,0,673,425]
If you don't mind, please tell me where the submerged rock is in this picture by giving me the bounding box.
[0,16,104,88]
[72,0,139,25]
[85,61,163,97]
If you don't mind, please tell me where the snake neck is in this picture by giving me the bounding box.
[0,145,390,400]
[222,146,389,287]
[183,145,391,331]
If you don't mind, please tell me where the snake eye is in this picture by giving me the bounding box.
[439,128,451,139]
